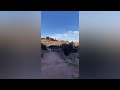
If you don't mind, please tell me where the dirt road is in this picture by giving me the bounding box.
[40,50,78,79]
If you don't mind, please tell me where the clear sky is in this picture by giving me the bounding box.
[41,11,79,42]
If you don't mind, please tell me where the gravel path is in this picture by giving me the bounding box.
[40,50,77,79]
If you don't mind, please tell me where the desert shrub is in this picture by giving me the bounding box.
[41,43,47,50]
[60,42,78,56]
[62,44,70,56]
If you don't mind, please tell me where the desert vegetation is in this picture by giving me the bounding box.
[60,42,78,56]
[41,37,79,79]
[41,43,47,57]
[41,37,79,67]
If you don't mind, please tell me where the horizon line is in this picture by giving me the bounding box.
[41,36,79,42]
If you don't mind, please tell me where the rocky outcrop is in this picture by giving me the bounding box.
[41,37,79,47]
[46,37,57,41]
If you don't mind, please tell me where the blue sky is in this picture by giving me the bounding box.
[41,11,79,42]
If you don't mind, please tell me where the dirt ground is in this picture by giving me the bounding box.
[40,50,79,79]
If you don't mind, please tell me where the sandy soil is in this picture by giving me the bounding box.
[40,50,78,79]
